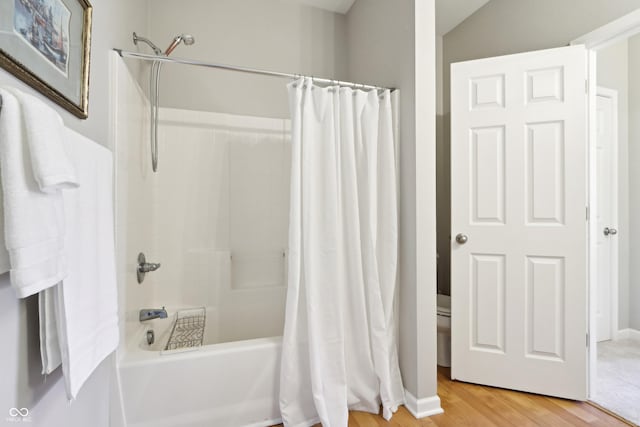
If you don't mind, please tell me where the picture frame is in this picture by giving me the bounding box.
[0,0,92,119]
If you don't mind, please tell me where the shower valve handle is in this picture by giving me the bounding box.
[137,252,160,283]
[138,262,161,273]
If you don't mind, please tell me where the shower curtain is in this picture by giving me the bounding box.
[280,77,404,427]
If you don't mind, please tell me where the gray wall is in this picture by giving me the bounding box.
[597,40,631,331]
[438,0,640,295]
[0,0,146,426]
[146,0,348,118]
[347,0,438,401]
[628,34,640,330]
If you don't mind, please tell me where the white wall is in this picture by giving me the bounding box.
[596,40,631,331]
[627,33,640,330]
[0,1,146,426]
[438,0,640,295]
[145,0,348,118]
[347,0,439,409]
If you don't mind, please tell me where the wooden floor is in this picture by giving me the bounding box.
[274,367,632,426]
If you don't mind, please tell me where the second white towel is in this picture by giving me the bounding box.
[39,128,119,399]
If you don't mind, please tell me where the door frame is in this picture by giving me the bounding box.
[571,9,640,399]
[595,86,619,343]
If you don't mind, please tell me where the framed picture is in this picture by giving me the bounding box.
[0,0,92,119]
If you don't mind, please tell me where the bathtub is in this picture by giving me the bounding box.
[118,311,283,427]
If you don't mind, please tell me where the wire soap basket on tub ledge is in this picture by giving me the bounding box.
[164,307,206,351]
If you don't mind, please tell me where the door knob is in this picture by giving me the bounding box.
[603,227,618,236]
[455,233,468,244]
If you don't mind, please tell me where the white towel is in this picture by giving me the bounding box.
[0,90,116,398]
[39,287,62,374]
[0,88,75,297]
[0,182,9,274]
[8,88,78,193]
[0,90,20,276]
[52,127,119,399]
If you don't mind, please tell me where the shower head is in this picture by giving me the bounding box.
[164,34,196,56]
[132,32,162,55]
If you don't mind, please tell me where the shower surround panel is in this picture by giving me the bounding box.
[153,108,291,343]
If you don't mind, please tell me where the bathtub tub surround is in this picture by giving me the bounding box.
[113,50,291,424]
[0,88,119,399]
[113,20,404,422]
[280,78,403,426]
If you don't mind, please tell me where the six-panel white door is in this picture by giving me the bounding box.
[451,45,588,400]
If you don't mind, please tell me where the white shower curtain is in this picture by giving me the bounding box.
[280,77,404,427]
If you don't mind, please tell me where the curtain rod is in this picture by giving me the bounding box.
[114,49,395,92]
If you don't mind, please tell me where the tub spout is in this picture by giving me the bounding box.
[139,307,168,322]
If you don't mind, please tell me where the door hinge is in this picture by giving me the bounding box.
[585,80,588,94]
[586,206,590,221]
[586,333,590,347]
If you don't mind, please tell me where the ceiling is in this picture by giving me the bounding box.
[435,0,490,35]
[287,0,490,36]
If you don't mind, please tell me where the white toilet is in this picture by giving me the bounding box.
[437,294,451,367]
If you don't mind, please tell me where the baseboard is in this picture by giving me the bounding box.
[403,389,444,419]
[616,328,640,341]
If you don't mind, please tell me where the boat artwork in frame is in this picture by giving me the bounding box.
[0,0,92,118]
